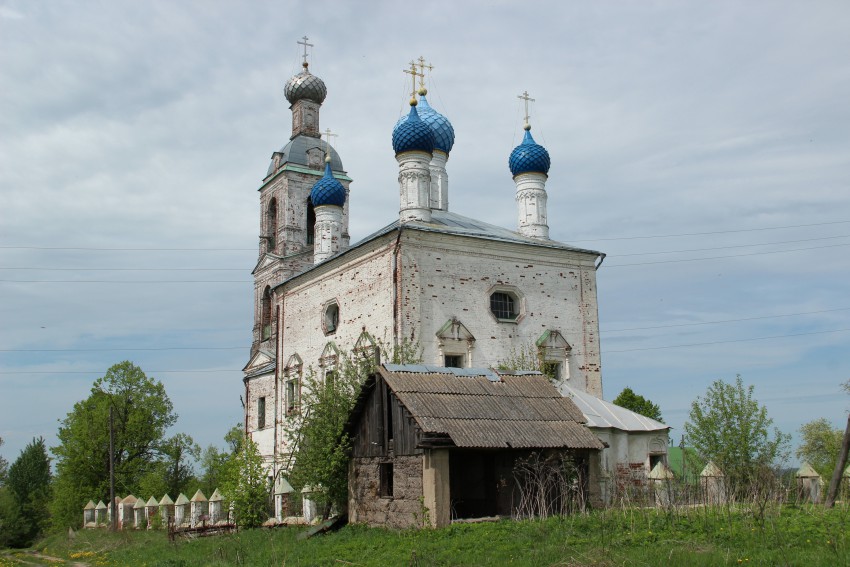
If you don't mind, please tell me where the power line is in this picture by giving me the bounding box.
[0,246,254,251]
[603,307,850,333]
[0,346,246,353]
[0,267,246,271]
[0,280,248,283]
[614,234,850,257]
[604,242,850,267]
[0,369,240,375]
[568,220,850,243]
[603,327,850,353]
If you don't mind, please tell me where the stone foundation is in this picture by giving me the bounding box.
[349,455,424,528]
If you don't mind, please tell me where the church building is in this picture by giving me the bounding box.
[242,43,667,506]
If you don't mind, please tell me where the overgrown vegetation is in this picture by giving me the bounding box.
[283,339,422,519]
[24,502,850,566]
[0,437,51,548]
[685,375,791,497]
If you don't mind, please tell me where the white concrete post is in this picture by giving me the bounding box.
[313,205,344,264]
[397,150,432,223]
[514,172,549,239]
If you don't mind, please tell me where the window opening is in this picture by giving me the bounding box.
[444,355,463,368]
[325,370,336,390]
[649,454,666,471]
[306,198,316,245]
[541,361,561,382]
[490,292,517,320]
[385,386,394,442]
[257,397,266,429]
[286,379,299,414]
[261,286,272,340]
[267,198,277,249]
[379,463,394,498]
[323,303,339,334]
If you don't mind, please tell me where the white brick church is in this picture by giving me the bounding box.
[242,45,668,500]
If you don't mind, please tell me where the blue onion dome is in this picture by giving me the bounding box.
[310,158,346,206]
[284,63,327,105]
[392,103,436,154]
[394,91,455,154]
[508,125,551,176]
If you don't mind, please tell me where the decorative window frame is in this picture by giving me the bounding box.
[283,354,303,416]
[535,329,572,384]
[319,341,340,385]
[486,284,526,324]
[322,299,340,335]
[353,330,380,365]
[435,317,475,368]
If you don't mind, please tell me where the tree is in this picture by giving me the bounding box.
[797,418,843,479]
[222,434,267,528]
[497,342,559,382]
[4,437,51,547]
[138,433,200,499]
[685,375,790,495]
[51,361,177,528]
[0,436,8,486]
[285,340,421,518]
[612,387,664,422]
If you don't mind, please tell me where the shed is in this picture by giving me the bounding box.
[83,500,96,528]
[208,489,228,524]
[346,365,604,528]
[94,500,107,526]
[174,493,190,527]
[158,494,174,526]
[189,490,208,527]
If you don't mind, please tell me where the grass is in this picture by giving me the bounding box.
[24,503,850,566]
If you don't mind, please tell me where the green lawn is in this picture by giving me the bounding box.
[22,504,850,566]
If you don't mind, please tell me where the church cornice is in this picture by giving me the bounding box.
[259,164,351,192]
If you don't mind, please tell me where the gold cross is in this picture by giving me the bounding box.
[415,56,433,93]
[322,128,338,157]
[297,36,314,67]
[402,60,422,103]
[518,90,535,126]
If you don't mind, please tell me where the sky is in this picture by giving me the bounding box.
[1,1,849,468]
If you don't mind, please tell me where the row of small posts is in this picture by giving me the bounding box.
[647,460,850,506]
[83,489,230,530]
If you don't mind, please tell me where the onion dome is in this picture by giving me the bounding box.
[284,63,327,105]
[392,103,436,154]
[508,126,551,176]
[395,94,454,154]
[310,158,346,206]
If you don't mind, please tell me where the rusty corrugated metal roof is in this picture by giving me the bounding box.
[378,365,603,450]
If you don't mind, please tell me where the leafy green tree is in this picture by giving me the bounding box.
[138,433,200,499]
[497,342,560,382]
[4,437,51,547]
[685,375,790,495]
[797,418,843,480]
[0,487,26,548]
[51,361,177,528]
[222,434,267,528]
[612,387,664,422]
[0,436,8,486]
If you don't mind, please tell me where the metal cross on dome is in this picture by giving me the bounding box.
[403,60,424,101]
[322,128,337,157]
[415,56,433,92]
[297,36,314,67]
[518,90,535,127]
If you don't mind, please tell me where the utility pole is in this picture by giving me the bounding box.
[824,413,850,508]
[109,405,116,531]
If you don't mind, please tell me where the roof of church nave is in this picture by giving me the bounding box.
[273,209,603,291]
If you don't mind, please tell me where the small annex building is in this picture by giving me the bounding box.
[345,364,604,528]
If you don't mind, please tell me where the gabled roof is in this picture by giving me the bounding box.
[209,489,224,502]
[84,500,96,510]
[559,384,669,432]
[145,496,159,507]
[159,494,174,506]
[175,493,190,506]
[190,489,207,502]
[354,365,603,450]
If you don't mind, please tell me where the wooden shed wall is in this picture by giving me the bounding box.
[351,376,422,458]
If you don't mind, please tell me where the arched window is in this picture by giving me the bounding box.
[267,198,277,250]
[306,198,316,246]
[261,286,272,340]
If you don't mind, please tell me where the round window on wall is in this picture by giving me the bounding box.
[323,302,340,334]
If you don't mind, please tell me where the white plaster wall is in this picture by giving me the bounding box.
[246,372,276,464]
[398,230,602,396]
